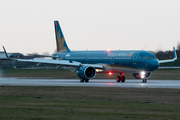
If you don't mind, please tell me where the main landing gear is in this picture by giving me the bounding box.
[80,79,89,82]
[116,73,125,83]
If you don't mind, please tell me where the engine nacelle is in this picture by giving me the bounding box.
[77,66,96,80]
[132,72,151,79]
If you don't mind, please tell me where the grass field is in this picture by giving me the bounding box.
[0,69,180,119]
[0,86,180,120]
[1,68,180,80]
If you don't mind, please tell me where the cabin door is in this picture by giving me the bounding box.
[133,53,139,64]
[111,57,115,64]
[85,54,90,63]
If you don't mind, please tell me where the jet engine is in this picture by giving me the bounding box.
[77,66,96,80]
[132,72,151,79]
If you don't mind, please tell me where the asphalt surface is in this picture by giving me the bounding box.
[0,77,180,88]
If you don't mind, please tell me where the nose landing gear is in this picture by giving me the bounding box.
[142,79,147,83]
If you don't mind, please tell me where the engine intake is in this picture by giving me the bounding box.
[77,66,96,80]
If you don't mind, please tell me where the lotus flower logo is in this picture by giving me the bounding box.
[56,30,67,52]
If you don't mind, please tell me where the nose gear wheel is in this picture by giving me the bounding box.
[142,79,147,83]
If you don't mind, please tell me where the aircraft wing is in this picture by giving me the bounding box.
[17,58,103,68]
[18,58,81,66]
[2,46,103,69]
[158,47,177,64]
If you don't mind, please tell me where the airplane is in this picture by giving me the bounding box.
[3,21,177,83]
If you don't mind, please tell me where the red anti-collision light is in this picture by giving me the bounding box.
[108,72,112,75]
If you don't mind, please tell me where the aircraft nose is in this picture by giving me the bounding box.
[147,60,159,71]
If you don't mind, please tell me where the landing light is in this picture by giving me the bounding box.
[96,69,103,72]
[140,71,146,79]
[107,49,110,52]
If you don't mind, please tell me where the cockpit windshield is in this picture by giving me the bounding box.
[141,56,156,59]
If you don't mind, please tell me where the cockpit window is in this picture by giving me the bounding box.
[141,56,156,59]
[142,57,147,59]
[149,57,156,59]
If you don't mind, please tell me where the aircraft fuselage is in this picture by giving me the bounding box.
[52,50,159,73]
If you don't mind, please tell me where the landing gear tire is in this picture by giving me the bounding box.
[116,76,121,82]
[80,79,84,82]
[145,79,147,83]
[116,76,125,82]
[85,79,89,82]
[121,76,125,82]
[142,79,147,83]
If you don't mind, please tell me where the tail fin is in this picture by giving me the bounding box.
[54,21,70,52]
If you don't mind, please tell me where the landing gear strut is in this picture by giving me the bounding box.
[116,73,125,83]
[142,79,147,83]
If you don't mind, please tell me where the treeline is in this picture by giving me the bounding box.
[153,43,180,59]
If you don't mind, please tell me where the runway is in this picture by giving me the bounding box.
[0,77,180,88]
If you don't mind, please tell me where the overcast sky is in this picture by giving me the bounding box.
[1,0,180,54]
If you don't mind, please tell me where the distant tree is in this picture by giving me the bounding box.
[154,41,180,58]
[176,41,180,58]
[155,50,166,58]
[31,52,39,55]
[42,52,50,56]
[177,41,180,50]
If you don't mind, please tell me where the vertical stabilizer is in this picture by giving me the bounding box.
[54,21,70,52]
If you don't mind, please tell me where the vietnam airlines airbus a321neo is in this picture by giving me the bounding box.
[3,21,177,83]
